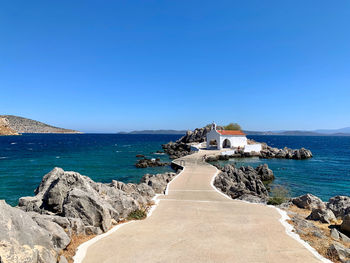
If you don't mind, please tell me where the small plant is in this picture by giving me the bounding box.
[267,185,290,206]
[127,209,147,220]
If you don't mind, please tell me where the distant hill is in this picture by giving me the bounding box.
[119,128,350,136]
[0,115,81,134]
[118,130,187,135]
[314,127,350,134]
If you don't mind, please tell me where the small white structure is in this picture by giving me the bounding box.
[206,122,248,150]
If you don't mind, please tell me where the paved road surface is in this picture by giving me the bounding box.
[81,150,321,263]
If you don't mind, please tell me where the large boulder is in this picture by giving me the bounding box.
[18,167,170,233]
[292,194,326,210]
[0,200,57,263]
[327,196,350,218]
[306,208,336,224]
[214,164,269,202]
[141,172,176,194]
[255,164,274,181]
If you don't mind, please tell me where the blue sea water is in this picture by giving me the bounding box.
[0,134,349,206]
[0,134,180,206]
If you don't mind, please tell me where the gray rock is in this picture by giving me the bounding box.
[327,196,350,218]
[135,158,169,168]
[306,208,336,224]
[339,232,350,243]
[341,214,350,233]
[327,242,350,262]
[59,255,69,263]
[292,194,326,210]
[141,172,176,194]
[331,228,340,240]
[0,200,57,263]
[255,164,274,181]
[213,164,269,202]
[30,213,70,250]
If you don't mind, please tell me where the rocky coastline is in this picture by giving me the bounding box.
[162,126,313,160]
[0,168,178,263]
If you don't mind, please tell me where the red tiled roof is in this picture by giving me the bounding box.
[217,130,246,136]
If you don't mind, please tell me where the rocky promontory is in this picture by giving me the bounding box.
[0,168,177,263]
[213,163,274,203]
[0,117,19,135]
[0,115,81,134]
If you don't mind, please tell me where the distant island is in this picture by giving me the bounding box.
[0,115,81,135]
[119,128,350,136]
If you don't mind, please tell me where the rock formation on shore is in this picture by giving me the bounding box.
[0,117,19,135]
[0,115,80,134]
[213,163,273,203]
[135,158,170,168]
[0,168,176,263]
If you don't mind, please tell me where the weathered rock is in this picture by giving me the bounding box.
[59,255,69,263]
[289,213,323,237]
[327,242,350,262]
[327,196,350,218]
[260,146,312,160]
[213,164,269,202]
[339,231,350,243]
[162,141,192,159]
[0,200,57,263]
[18,167,173,234]
[331,228,340,240]
[29,212,71,250]
[292,194,326,210]
[141,172,176,194]
[135,158,169,168]
[255,164,274,181]
[341,214,350,233]
[306,208,336,224]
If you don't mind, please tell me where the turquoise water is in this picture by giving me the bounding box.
[0,134,349,205]
[217,135,350,201]
[0,134,179,206]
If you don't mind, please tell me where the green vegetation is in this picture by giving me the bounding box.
[127,209,147,220]
[267,185,290,206]
[223,123,242,131]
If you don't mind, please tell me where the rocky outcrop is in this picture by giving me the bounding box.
[162,141,192,159]
[292,194,326,210]
[255,164,275,181]
[6,167,176,263]
[306,208,336,224]
[0,117,19,135]
[0,115,80,134]
[327,196,350,219]
[260,146,313,160]
[0,200,58,263]
[341,214,350,234]
[327,242,350,262]
[135,158,169,168]
[140,172,177,194]
[213,164,269,203]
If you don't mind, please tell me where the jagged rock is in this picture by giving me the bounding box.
[18,167,172,234]
[341,214,350,233]
[135,158,169,168]
[28,212,70,250]
[0,200,57,263]
[331,228,340,240]
[162,141,192,159]
[260,146,312,160]
[306,208,336,224]
[213,164,269,202]
[292,194,326,210]
[339,231,350,243]
[141,172,176,194]
[59,255,69,263]
[289,213,323,237]
[255,164,274,181]
[327,243,350,262]
[327,196,350,218]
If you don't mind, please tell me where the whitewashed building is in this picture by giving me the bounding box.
[206,123,248,150]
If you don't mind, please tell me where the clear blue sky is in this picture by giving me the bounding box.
[1,1,349,132]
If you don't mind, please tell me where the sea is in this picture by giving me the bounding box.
[0,134,349,206]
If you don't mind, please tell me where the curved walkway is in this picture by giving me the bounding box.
[80,150,322,263]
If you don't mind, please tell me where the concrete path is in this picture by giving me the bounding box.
[81,150,322,263]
